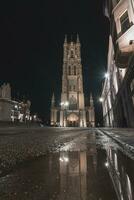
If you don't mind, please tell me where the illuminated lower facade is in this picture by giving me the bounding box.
[50,35,95,127]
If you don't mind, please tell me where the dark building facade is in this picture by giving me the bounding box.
[101,0,134,127]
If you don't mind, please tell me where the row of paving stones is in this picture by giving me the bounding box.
[0,127,86,176]
[98,128,134,160]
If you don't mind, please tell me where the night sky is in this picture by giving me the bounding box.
[0,0,109,125]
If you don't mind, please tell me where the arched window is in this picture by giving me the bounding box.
[69,96,77,110]
[71,50,74,58]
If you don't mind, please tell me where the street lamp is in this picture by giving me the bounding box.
[104,72,109,79]
[64,101,69,106]
[60,101,69,107]
[99,97,104,103]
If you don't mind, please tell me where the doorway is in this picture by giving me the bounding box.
[67,113,79,127]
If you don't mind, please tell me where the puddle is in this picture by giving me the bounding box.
[0,130,133,200]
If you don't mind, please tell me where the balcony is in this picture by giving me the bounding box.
[115,45,133,68]
[117,24,134,52]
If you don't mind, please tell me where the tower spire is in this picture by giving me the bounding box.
[51,93,55,107]
[71,34,73,42]
[64,35,67,44]
[90,93,94,107]
[77,34,80,43]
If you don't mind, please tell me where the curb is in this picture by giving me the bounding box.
[97,128,134,160]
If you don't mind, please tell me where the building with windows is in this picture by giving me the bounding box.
[51,35,95,127]
[101,0,134,127]
[0,83,31,123]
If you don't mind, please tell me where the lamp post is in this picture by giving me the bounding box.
[100,71,113,127]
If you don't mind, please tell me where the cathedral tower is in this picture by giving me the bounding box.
[50,34,95,127]
[60,35,86,127]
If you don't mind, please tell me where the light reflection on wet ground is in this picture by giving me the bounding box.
[0,129,134,200]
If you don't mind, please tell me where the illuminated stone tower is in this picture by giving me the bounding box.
[50,93,57,126]
[60,35,86,127]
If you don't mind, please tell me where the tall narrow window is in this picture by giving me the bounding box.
[120,11,130,34]
[71,50,74,58]
[74,66,76,75]
[69,66,71,75]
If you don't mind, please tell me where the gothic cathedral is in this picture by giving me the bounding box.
[51,35,95,127]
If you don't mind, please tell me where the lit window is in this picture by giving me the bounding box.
[120,11,130,34]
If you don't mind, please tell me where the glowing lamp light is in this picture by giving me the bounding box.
[99,97,104,102]
[59,157,64,162]
[59,156,69,163]
[64,157,69,162]
[105,162,109,168]
[104,72,109,79]
[65,101,69,106]
[60,101,69,107]
[34,115,37,119]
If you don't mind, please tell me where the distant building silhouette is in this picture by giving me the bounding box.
[0,83,31,122]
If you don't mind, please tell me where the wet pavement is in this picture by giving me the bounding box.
[0,128,134,200]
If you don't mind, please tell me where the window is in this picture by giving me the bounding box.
[112,0,120,8]
[69,96,77,110]
[68,66,71,75]
[120,11,130,34]
[71,50,74,58]
[74,66,76,75]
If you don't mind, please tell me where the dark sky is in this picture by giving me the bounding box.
[0,0,109,124]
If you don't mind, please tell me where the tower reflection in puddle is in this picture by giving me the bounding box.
[59,151,87,200]
[58,133,97,200]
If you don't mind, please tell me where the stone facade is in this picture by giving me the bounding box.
[0,83,12,121]
[101,0,134,127]
[51,35,95,127]
[0,83,31,122]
